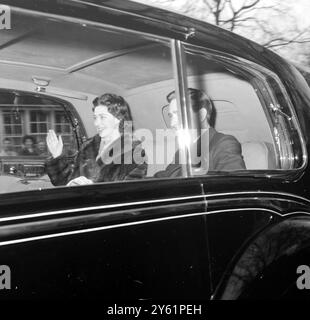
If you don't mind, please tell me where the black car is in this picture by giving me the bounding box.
[0,0,310,300]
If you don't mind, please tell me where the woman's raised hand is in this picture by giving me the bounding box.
[46,129,63,158]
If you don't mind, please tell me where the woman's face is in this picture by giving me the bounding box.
[93,105,120,139]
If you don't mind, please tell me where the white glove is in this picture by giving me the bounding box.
[66,176,94,186]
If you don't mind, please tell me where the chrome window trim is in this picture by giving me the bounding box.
[179,42,307,178]
[171,39,191,177]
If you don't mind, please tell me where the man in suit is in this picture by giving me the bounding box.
[154,88,245,178]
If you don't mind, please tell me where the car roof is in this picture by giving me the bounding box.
[2,0,284,68]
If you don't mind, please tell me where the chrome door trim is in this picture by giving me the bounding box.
[1,190,310,223]
[0,207,287,247]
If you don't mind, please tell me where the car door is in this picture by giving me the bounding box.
[0,7,212,299]
[176,42,310,298]
[0,178,211,299]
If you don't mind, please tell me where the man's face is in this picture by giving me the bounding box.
[167,98,179,131]
[93,105,120,139]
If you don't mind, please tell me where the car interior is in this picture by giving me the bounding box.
[0,9,281,192]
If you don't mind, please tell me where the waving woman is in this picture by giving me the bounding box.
[46,93,147,186]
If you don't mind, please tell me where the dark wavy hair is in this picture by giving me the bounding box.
[92,93,133,134]
[166,88,213,125]
[22,135,36,145]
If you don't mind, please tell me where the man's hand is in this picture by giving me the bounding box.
[46,129,63,158]
[66,176,94,186]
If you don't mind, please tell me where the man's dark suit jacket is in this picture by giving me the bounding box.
[154,127,246,178]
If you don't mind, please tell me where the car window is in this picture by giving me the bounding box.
[1,9,305,195]
[0,10,180,194]
[175,44,305,175]
[0,90,80,192]
[0,91,78,157]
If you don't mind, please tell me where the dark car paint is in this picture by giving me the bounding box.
[217,216,310,299]
[0,0,310,299]
[1,176,310,298]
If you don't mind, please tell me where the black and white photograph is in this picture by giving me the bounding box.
[0,0,310,306]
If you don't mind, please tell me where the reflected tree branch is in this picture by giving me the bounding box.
[134,0,310,63]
